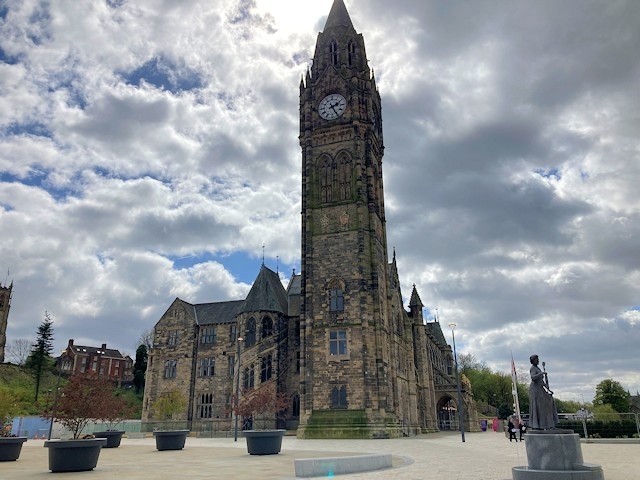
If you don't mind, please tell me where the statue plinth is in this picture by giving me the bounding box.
[512,431,604,479]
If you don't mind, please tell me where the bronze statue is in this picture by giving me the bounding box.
[529,354,558,429]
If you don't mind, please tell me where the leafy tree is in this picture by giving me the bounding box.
[5,338,32,365]
[497,403,512,420]
[25,312,55,401]
[555,398,581,414]
[592,403,621,422]
[94,380,136,430]
[458,353,487,375]
[594,379,630,413]
[0,387,23,436]
[152,389,187,421]
[44,373,105,439]
[236,381,289,430]
[132,344,148,394]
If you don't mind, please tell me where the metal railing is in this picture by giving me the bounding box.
[559,413,639,439]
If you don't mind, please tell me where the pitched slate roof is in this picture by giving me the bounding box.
[193,300,244,326]
[426,321,449,347]
[239,265,288,314]
[286,274,301,296]
[67,343,124,359]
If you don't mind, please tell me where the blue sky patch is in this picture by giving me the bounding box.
[170,250,298,285]
[3,122,52,139]
[106,0,127,8]
[120,57,203,94]
[535,168,561,180]
[0,4,9,21]
[0,46,19,65]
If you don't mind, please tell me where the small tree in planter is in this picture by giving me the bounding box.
[151,389,189,451]
[0,388,27,461]
[46,372,104,439]
[236,381,289,455]
[42,373,110,472]
[93,381,135,448]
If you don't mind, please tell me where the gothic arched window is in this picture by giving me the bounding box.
[292,394,300,418]
[331,385,348,408]
[330,288,344,312]
[330,40,339,66]
[347,41,355,66]
[337,153,352,200]
[197,393,213,419]
[328,279,345,312]
[260,354,273,382]
[245,317,256,347]
[261,316,273,339]
[243,364,255,389]
[319,156,334,203]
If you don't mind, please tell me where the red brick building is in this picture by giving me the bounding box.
[61,338,133,385]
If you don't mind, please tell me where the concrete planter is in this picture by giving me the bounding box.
[0,437,28,462]
[243,430,286,455]
[44,438,107,472]
[94,430,125,448]
[153,430,189,451]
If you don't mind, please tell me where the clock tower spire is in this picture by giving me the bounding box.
[298,1,398,439]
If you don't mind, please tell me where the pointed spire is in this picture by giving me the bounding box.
[409,284,423,308]
[324,0,354,31]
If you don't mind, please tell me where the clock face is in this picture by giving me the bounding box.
[318,94,347,120]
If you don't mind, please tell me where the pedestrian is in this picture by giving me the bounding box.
[519,420,527,440]
[507,418,518,442]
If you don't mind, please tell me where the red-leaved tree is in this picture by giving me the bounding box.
[45,373,132,439]
[235,381,289,430]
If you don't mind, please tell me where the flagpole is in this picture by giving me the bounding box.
[511,352,522,420]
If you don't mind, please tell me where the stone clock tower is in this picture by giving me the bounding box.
[297,0,400,438]
[0,280,12,363]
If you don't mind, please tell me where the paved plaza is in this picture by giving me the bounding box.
[2,431,637,480]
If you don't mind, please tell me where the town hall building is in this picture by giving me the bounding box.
[142,0,476,438]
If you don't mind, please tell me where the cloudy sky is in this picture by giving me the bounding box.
[1,0,639,404]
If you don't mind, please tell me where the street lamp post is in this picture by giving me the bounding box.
[448,323,466,443]
[233,337,244,442]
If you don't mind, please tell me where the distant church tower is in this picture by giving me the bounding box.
[298,0,399,438]
[0,280,12,363]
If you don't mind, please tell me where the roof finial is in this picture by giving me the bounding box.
[276,255,279,274]
[262,244,265,266]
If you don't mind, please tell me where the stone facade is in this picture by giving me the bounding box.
[0,281,11,363]
[141,0,477,438]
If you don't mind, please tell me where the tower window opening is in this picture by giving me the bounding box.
[329,330,347,356]
[260,354,273,382]
[245,317,257,347]
[330,41,339,66]
[330,288,344,312]
[348,42,355,66]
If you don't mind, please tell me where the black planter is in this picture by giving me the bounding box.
[44,438,107,472]
[0,437,28,462]
[243,430,286,455]
[94,430,125,448]
[153,430,189,451]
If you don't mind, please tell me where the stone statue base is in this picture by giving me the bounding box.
[512,431,604,479]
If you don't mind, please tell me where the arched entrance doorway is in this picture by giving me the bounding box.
[437,397,459,431]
